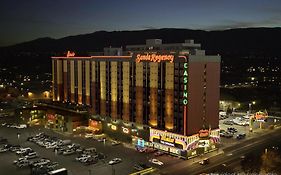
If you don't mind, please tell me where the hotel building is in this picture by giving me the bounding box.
[52,39,220,158]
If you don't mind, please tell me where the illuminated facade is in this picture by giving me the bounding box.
[52,39,221,157]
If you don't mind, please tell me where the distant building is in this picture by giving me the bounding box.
[51,39,221,158]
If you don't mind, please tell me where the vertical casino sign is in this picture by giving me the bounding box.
[183,62,188,105]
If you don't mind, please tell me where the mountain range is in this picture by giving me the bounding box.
[0,27,281,71]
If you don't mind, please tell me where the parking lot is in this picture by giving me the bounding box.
[0,117,183,175]
[219,113,280,146]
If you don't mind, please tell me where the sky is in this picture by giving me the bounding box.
[0,0,281,46]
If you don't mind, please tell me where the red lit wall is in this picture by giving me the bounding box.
[206,62,220,129]
[187,62,204,135]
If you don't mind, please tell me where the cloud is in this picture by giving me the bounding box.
[139,25,159,30]
[205,16,281,30]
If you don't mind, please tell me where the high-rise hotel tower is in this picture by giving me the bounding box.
[52,39,220,157]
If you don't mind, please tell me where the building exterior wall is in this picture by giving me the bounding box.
[187,62,205,135]
[149,62,158,127]
[52,60,56,101]
[122,62,130,122]
[63,60,68,102]
[51,41,220,140]
[111,62,118,120]
[70,60,75,103]
[77,60,83,104]
[206,62,220,129]
[56,60,63,101]
[164,63,174,131]
[135,62,143,124]
[100,61,106,116]
[85,61,91,105]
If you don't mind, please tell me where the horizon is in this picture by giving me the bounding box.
[1,26,281,47]
[1,0,281,46]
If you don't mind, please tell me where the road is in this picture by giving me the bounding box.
[159,127,281,175]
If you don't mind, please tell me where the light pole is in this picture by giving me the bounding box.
[248,103,252,114]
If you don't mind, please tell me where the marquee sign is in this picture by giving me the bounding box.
[135,53,174,63]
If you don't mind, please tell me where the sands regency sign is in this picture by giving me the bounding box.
[136,54,174,63]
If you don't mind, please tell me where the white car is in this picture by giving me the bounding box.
[16,124,27,129]
[108,158,122,165]
[85,133,94,138]
[25,152,38,159]
[0,148,8,153]
[111,141,121,146]
[63,149,75,155]
[13,157,27,164]
[149,158,164,166]
[16,160,30,168]
[75,154,91,161]
[16,147,32,155]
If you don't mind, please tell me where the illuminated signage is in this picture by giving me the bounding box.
[198,140,209,148]
[66,51,75,57]
[161,136,175,143]
[160,140,175,147]
[198,129,209,138]
[182,62,188,105]
[136,54,174,63]
[111,125,117,130]
[122,127,129,134]
[137,139,145,147]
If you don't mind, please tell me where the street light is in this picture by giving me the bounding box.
[248,103,252,114]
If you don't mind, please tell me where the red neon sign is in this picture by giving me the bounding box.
[66,51,75,57]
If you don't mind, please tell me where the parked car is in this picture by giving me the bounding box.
[31,158,50,167]
[85,133,94,139]
[223,132,234,138]
[25,152,38,159]
[16,124,27,129]
[16,147,32,155]
[0,148,8,153]
[84,147,96,153]
[46,162,59,169]
[10,145,21,152]
[75,154,91,161]
[134,163,150,171]
[13,157,27,164]
[16,160,30,168]
[111,141,121,146]
[63,149,75,155]
[149,158,164,165]
[227,127,238,133]
[108,158,122,165]
[236,133,246,140]
[83,158,98,165]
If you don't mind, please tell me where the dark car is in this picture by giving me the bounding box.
[223,132,234,138]
[199,158,209,165]
[227,127,237,133]
[134,163,150,171]
[236,133,246,140]
[83,158,98,165]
